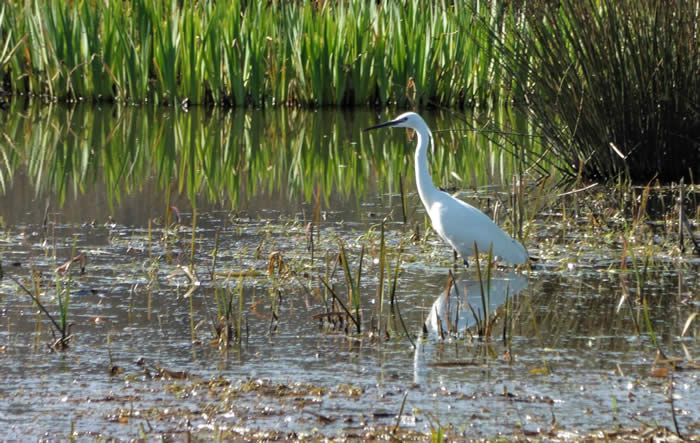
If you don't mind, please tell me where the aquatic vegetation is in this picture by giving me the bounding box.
[2,0,698,182]
[7,242,85,351]
[485,0,700,182]
[0,0,498,108]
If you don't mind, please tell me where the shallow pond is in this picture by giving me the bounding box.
[0,103,698,439]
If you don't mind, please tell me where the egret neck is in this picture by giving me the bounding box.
[412,120,439,210]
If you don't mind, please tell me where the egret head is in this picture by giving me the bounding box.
[364,112,428,132]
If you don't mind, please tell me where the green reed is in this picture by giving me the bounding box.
[56,237,77,343]
[0,5,21,71]
[1,0,506,108]
[338,239,361,333]
[8,237,81,351]
[42,3,84,99]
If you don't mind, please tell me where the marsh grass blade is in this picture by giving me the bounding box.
[338,240,361,333]
[388,248,414,348]
[393,391,409,435]
[642,296,658,350]
[376,220,386,338]
[11,271,71,350]
[318,275,359,333]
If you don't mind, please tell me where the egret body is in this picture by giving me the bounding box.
[365,112,528,265]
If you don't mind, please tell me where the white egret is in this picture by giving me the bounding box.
[365,112,528,265]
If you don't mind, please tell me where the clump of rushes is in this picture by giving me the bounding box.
[485,0,700,181]
[10,239,85,351]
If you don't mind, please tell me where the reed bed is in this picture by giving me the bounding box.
[3,0,697,181]
[0,0,501,108]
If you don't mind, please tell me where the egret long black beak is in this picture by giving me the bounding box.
[363,116,407,131]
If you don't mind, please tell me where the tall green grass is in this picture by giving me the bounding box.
[3,1,697,181]
[485,0,700,181]
[0,0,498,107]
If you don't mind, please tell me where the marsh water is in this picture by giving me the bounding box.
[0,102,698,439]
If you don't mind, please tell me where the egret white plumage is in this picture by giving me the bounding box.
[365,112,528,265]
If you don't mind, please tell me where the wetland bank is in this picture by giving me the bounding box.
[1,0,699,440]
